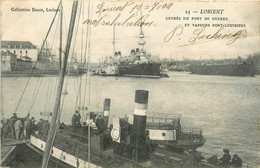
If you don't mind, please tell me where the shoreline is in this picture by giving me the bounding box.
[1,71,85,77]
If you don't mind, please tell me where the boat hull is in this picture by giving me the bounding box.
[29,135,101,168]
[189,63,257,76]
[119,63,161,77]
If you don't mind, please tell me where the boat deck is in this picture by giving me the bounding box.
[1,138,29,166]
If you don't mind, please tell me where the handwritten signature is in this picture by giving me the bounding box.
[164,24,247,46]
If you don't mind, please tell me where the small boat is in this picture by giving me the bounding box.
[146,113,206,152]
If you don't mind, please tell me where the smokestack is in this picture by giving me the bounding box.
[132,90,149,145]
[118,51,121,57]
[103,98,111,128]
[131,49,136,55]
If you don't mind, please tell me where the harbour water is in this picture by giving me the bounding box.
[1,72,260,166]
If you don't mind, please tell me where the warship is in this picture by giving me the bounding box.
[92,17,167,78]
[189,57,258,76]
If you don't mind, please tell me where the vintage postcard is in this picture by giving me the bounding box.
[1,0,259,167]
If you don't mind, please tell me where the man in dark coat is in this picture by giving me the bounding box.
[72,110,81,128]
[10,113,18,139]
[219,148,231,167]
[30,117,37,135]
[1,119,10,138]
[95,115,105,133]
[231,154,242,167]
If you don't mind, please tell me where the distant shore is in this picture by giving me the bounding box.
[1,71,85,77]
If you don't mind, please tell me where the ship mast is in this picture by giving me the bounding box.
[41,1,78,168]
[113,25,115,56]
[59,2,63,70]
[138,11,146,52]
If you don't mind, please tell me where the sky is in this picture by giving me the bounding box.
[1,0,259,62]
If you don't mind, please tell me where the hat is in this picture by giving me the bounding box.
[233,154,238,158]
[13,113,17,116]
[223,148,229,153]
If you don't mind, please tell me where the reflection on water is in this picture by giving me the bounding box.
[2,72,260,166]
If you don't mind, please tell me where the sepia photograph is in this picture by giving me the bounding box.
[0,0,259,167]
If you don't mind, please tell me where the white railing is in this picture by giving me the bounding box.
[147,113,182,124]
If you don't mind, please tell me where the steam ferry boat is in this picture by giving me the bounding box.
[26,90,212,168]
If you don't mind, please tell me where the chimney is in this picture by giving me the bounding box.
[131,49,136,55]
[132,90,149,145]
[103,98,111,128]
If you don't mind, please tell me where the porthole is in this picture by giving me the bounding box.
[162,132,166,137]
[41,144,43,148]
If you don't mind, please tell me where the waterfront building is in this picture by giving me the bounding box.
[1,41,37,61]
[1,50,17,72]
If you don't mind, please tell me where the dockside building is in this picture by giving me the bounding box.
[1,41,37,61]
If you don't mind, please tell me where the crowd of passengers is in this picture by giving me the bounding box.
[1,113,52,140]
[1,110,107,141]
[69,110,107,134]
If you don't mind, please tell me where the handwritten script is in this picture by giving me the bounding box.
[164,24,247,46]
[82,2,173,27]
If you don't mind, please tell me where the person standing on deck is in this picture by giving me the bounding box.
[30,117,37,135]
[219,148,231,167]
[14,118,23,140]
[95,115,104,133]
[10,113,18,139]
[71,110,81,128]
[1,119,10,138]
[231,154,242,167]
[24,114,31,139]
[19,118,25,140]
[42,120,50,138]
[145,130,152,153]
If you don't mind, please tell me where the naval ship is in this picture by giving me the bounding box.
[189,56,258,76]
[92,16,167,78]
[116,24,163,78]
